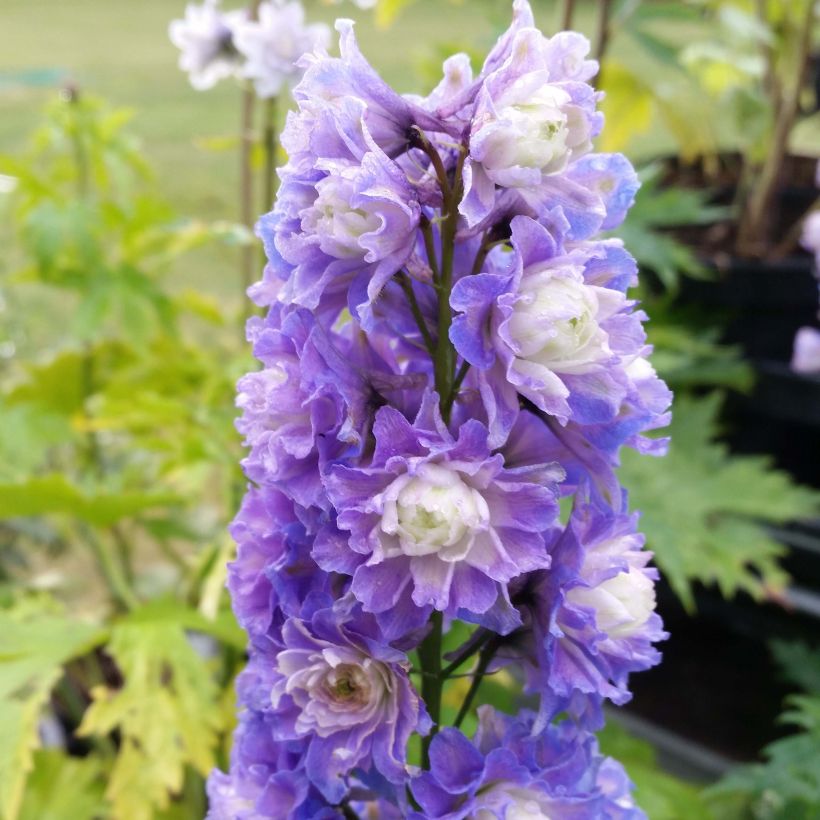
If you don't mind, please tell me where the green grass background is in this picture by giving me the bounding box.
[0,1,601,310]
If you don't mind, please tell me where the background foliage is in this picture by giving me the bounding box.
[1,1,819,817]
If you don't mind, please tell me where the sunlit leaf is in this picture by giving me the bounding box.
[18,751,105,820]
[0,475,181,526]
[0,610,106,820]
[78,605,227,820]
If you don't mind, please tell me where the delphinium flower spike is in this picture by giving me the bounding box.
[210,2,671,816]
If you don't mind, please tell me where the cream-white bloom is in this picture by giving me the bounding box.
[234,0,331,99]
[475,75,593,189]
[474,785,554,820]
[380,464,490,560]
[169,0,246,90]
[301,173,381,259]
[567,534,657,640]
[506,264,624,404]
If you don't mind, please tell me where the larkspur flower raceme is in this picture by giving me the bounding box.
[211,2,671,816]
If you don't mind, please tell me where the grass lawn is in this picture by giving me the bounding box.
[0,1,610,309]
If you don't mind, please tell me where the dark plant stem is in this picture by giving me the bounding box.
[442,359,470,417]
[339,803,361,820]
[239,83,257,305]
[454,637,500,728]
[440,629,491,679]
[559,0,576,30]
[420,215,440,280]
[239,0,263,308]
[736,0,816,256]
[397,271,436,355]
[593,0,613,67]
[418,610,444,767]
[262,95,278,217]
[771,197,820,259]
[755,0,782,116]
[433,149,465,419]
[83,525,139,611]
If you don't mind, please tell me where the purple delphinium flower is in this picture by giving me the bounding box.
[227,485,333,637]
[218,2,671,816]
[246,598,429,802]
[451,215,654,447]
[410,706,643,819]
[236,304,378,507]
[501,499,665,727]
[319,395,563,633]
[261,97,422,328]
[206,711,341,820]
[792,326,820,375]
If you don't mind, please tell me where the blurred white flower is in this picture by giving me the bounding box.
[324,0,378,8]
[234,1,331,99]
[169,0,247,90]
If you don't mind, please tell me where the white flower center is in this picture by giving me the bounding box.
[473,786,553,819]
[479,80,591,181]
[508,269,610,374]
[302,173,381,259]
[568,565,656,639]
[275,636,392,738]
[381,463,489,558]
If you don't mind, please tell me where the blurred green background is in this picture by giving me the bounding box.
[1,1,819,818]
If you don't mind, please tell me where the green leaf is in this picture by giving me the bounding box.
[598,720,716,819]
[78,605,226,820]
[620,394,818,609]
[771,642,820,695]
[18,751,105,820]
[0,475,181,526]
[710,694,820,818]
[0,610,107,820]
[615,165,730,291]
[648,323,754,392]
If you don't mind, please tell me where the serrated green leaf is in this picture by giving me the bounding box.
[621,394,818,609]
[18,751,105,820]
[78,606,226,820]
[710,693,820,818]
[0,611,106,820]
[771,642,820,695]
[0,474,181,526]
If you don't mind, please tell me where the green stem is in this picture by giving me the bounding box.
[454,638,500,729]
[397,271,436,355]
[262,95,278,216]
[239,81,257,312]
[434,150,465,418]
[443,359,470,417]
[418,610,443,767]
[420,215,440,281]
[559,0,576,30]
[83,525,139,611]
[440,628,491,679]
[111,524,135,585]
